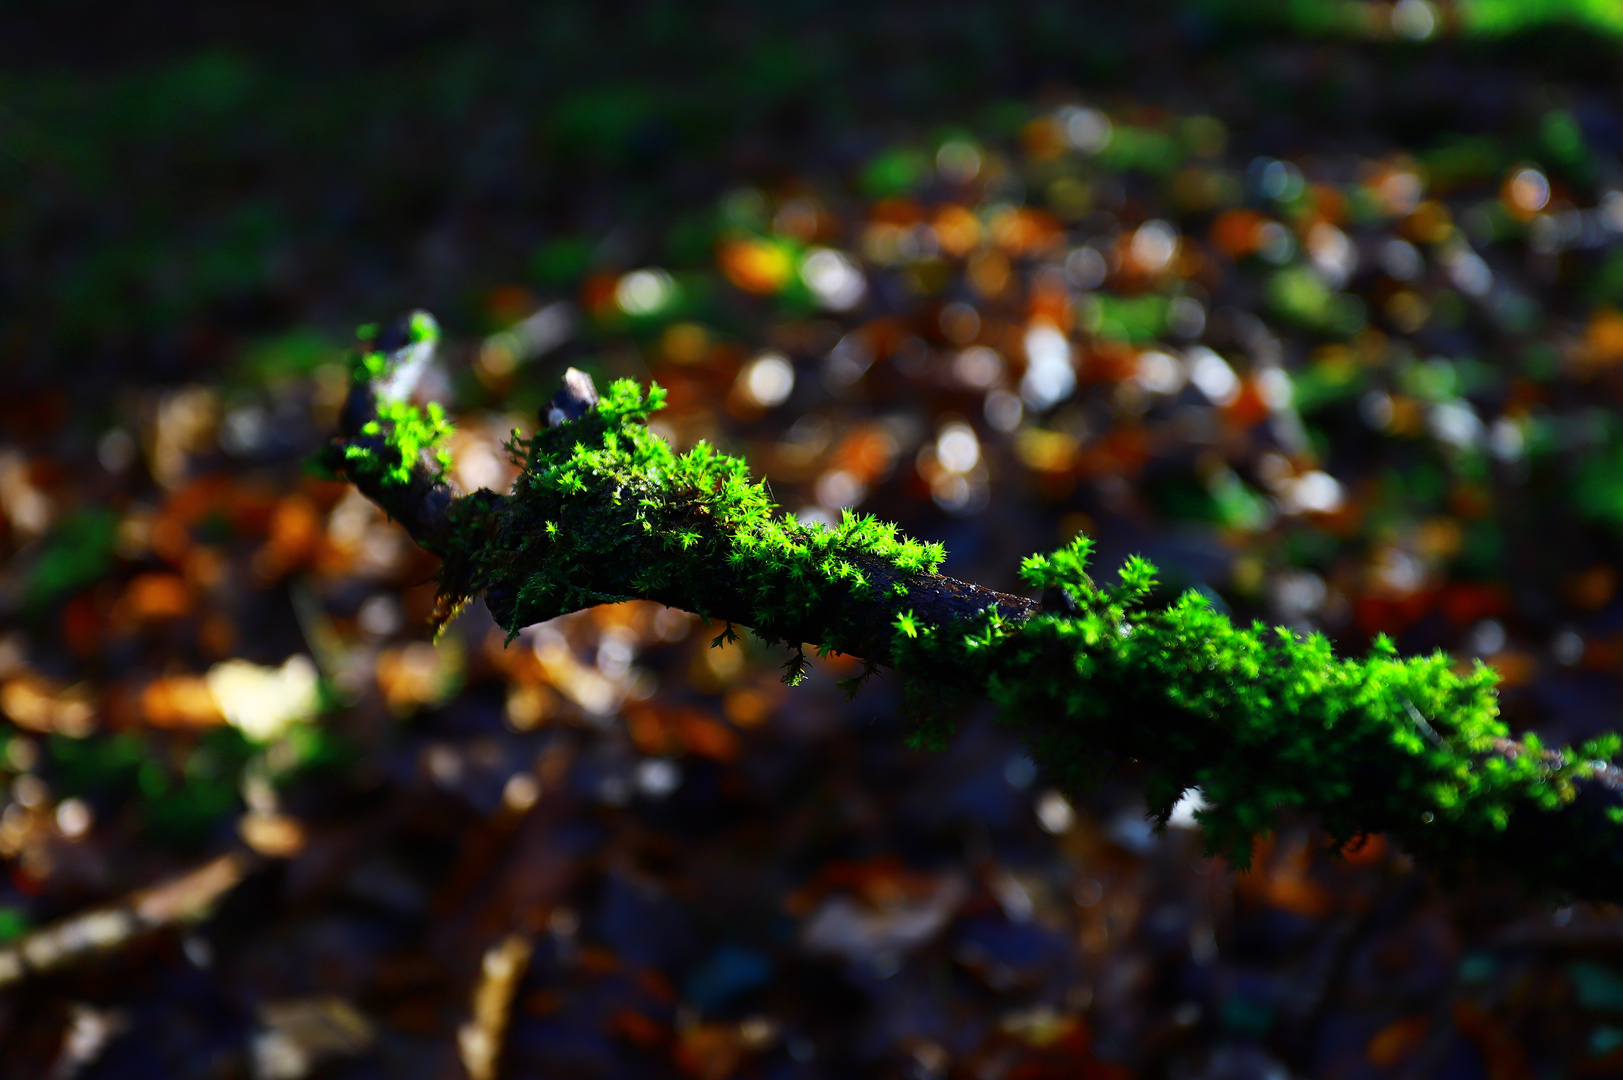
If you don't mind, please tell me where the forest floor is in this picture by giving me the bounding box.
[5,3,1623,1077]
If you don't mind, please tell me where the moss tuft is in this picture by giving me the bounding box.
[894,531,1622,887]
[344,398,453,486]
[340,316,454,488]
[437,379,946,646]
[403,376,1623,899]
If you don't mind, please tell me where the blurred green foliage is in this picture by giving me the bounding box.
[49,727,254,844]
[23,509,117,616]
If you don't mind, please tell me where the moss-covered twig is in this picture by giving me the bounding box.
[329,313,1623,902]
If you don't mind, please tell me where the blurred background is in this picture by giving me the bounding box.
[6,1,1623,1076]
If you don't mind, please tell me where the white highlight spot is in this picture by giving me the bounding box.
[1168,788,1208,829]
[1134,351,1186,396]
[1290,471,1345,514]
[615,269,677,316]
[953,346,1004,389]
[206,655,320,743]
[1186,347,1240,406]
[800,249,867,311]
[637,758,682,800]
[56,798,92,838]
[1059,106,1112,153]
[742,353,796,407]
[936,422,981,474]
[1392,0,1438,40]
[1036,790,1076,835]
[1509,166,1551,214]
[1021,323,1075,410]
[1131,220,1178,274]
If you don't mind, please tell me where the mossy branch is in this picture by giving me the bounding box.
[329,314,1623,903]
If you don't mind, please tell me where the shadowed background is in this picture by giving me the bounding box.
[6,2,1623,1077]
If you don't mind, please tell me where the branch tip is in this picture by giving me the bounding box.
[546,368,600,428]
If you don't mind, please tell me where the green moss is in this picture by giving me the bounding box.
[437,379,944,650]
[341,316,455,488]
[417,377,1623,898]
[893,530,1622,887]
[345,398,453,486]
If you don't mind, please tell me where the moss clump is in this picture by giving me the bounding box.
[380,373,1623,899]
[892,530,1623,891]
[340,314,454,488]
[345,397,453,486]
[437,379,946,650]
